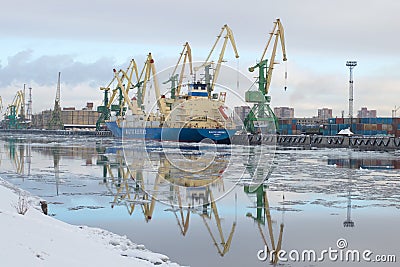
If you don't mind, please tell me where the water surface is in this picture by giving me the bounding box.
[0,134,398,266]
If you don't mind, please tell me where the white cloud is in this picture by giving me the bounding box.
[0,0,399,117]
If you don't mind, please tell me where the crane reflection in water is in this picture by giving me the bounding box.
[98,142,284,260]
[98,144,240,256]
[244,153,285,266]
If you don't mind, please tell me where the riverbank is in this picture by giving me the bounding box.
[0,178,182,267]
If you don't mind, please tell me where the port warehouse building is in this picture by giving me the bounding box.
[32,105,100,129]
[278,117,400,137]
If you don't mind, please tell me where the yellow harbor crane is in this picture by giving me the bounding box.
[195,24,239,98]
[106,53,168,117]
[164,42,193,100]
[254,18,287,95]
[96,59,141,130]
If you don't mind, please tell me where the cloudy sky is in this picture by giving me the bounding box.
[0,0,399,117]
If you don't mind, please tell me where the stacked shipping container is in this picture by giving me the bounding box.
[322,117,400,137]
[278,117,400,137]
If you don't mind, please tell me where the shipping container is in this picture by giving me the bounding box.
[361,118,369,124]
[336,118,344,124]
[384,118,393,124]
[377,124,382,131]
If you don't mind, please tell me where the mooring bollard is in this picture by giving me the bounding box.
[39,201,48,215]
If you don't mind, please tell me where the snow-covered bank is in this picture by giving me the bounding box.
[0,178,182,267]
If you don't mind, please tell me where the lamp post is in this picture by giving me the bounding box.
[346,61,357,129]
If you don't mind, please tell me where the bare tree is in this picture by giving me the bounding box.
[12,193,29,215]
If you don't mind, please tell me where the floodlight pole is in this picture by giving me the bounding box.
[346,61,357,129]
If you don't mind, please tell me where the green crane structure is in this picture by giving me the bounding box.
[48,72,64,130]
[96,59,141,130]
[244,19,287,134]
[4,90,25,129]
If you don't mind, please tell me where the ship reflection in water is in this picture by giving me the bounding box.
[1,135,398,267]
[96,144,286,263]
[97,146,239,256]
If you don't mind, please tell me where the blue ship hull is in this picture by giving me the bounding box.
[106,121,235,144]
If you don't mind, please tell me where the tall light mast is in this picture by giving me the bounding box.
[21,84,26,120]
[27,87,32,122]
[346,61,357,125]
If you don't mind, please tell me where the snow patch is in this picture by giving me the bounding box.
[0,177,183,267]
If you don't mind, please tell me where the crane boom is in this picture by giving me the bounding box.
[5,90,24,117]
[255,18,287,95]
[113,69,141,115]
[174,42,193,97]
[106,59,139,109]
[148,53,168,115]
[163,42,194,100]
[195,24,239,97]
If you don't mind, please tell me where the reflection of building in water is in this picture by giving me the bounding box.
[328,158,400,170]
[245,184,284,265]
[32,145,97,166]
[2,137,66,194]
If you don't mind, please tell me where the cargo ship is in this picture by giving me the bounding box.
[105,82,237,144]
[103,25,240,144]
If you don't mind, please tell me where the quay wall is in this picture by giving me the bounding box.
[232,134,400,150]
[0,129,112,137]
